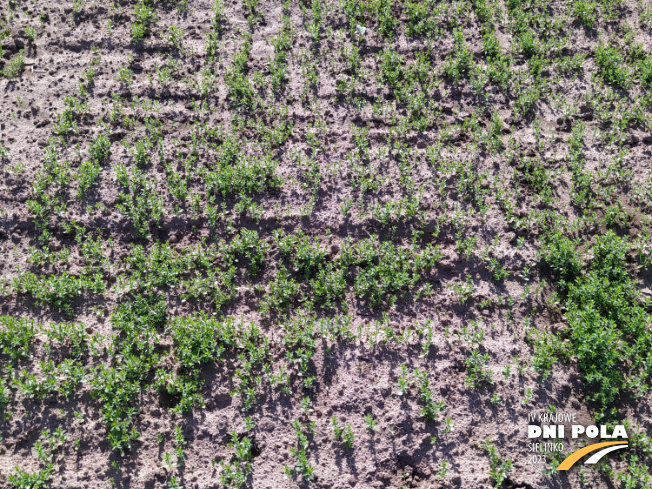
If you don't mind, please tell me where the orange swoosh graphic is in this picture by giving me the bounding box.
[557,441,628,470]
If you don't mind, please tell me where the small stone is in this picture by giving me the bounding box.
[109,130,127,142]
[377,471,391,480]
[556,117,571,132]
[67,41,83,53]
[2,40,17,53]
[424,220,439,234]
[330,243,340,254]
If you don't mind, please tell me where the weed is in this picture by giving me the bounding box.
[404,0,440,38]
[224,33,254,108]
[490,394,503,405]
[167,477,183,489]
[206,152,281,197]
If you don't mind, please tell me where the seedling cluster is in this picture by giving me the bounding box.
[1,0,652,487]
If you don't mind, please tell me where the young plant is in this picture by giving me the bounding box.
[415,369,446,421]
[480,439,513,488]
[364,413,376,431]
[132,0,156,42]
[3,50,25,78]
[331,417,354,448]
[284,419,315,481]
[220,430,254,488]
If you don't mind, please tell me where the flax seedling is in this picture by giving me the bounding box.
[0,142,9,161]
[164,25,186,50]
[466,350,493,387]
[167,477,183,489]
[331,417,354,448]
[490,394,503,405]
[415,369,445,421]
[162,452,175,472]
[132,0,155,42]
[3,50,24,78]
[300,397,313,416]
[396,364,413,396]
[436,460,450,478]
[25,26,35,43]
[364,414,376,431]
[220,430,254,488]
[480,440,513,488]
[449,275,473,304]
[8,465,53,489]
[173,426,186,467]
[284,419,315,481]
[340,197,353,216]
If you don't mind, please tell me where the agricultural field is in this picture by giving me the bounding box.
[1,0,652,487]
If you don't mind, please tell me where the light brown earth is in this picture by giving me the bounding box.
[0,0,651,488]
